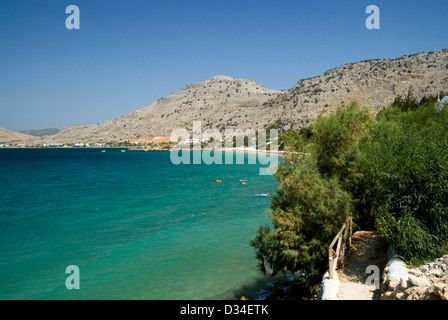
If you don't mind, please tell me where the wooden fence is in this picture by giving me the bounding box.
[328,216,353,279]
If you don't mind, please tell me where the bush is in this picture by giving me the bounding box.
[250,158,352,292]
[362,102,448,264]
[252,96,448,295]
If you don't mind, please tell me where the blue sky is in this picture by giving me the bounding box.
[0,0,447,131]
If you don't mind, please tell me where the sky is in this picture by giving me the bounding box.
[0,0,447,131]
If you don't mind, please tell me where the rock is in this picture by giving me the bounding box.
[389,279,400,290]
[420,265,429,273]
[426,285,442,300]
[381,273,389,292]
[400,278,410,290]
[405,286,428,300]
[367,285,377,292]
[408,274,430,287]
[428,269,443,277]
[409,269,423,277]
[440,274,448,283]
[381,291,393,300]
[444,256,448,265]
[395,292,405,300]
[442,291,448,301]
[433,284,448,300]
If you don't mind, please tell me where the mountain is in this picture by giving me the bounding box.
[41,75,282,144]
[34,50,448,145]
[0,127,37,143]
[261,50,448,131]
[20,128,62,136]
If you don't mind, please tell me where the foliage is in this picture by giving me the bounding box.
[250,156,352,291]
[309,102,376,229]
[362,101,448,264]
[390,87,418,112]
[251,101,366,292]
[251,92,448,291]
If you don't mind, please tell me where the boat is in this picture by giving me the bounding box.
[216,180,222,183]
[121,150,126,152]
[101,150,106,153]
[255,193,270,197]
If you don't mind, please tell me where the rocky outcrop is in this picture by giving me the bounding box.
[381,250,448,300]
[263,50,448,131]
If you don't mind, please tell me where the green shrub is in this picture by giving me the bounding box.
[362,102,448,264]
[310,101,376,229]
[252,95,448,295]
[250,159,352,292]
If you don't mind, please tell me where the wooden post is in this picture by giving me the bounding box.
[327,216,353,280]
[348,216,352,249]
[329,249,334,279]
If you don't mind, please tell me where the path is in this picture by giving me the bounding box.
[338,231,388,300]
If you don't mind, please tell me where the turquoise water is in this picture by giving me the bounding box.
[0,148,281,300]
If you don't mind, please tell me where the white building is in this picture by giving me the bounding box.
[435,95,448,112]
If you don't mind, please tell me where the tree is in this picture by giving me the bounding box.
[309,101,376,229]
[391,87,418,112]
[251,160,352,292]
[251,136,352,292]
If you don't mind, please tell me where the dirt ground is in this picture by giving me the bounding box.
[338,231,388,300]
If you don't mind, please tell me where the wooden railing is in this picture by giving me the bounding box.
[328,216,352,279]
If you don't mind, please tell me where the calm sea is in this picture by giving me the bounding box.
[0,148,284,300]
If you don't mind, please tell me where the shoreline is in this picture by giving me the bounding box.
[0,146,287,156]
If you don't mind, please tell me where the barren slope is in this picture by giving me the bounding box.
[29,50,448,145]
[41,75,281,144]
[0,127,37,143]
[262,50,448,131]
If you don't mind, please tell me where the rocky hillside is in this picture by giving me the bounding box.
[32,50,448,145]
[262,50,448,131]
[0,127,37,144]
[40,75,281,144]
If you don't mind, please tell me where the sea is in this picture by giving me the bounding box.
[0,148,286,300]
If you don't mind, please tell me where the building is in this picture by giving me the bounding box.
[435,95,448,112]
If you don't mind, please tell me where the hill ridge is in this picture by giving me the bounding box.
[21,49,447,145]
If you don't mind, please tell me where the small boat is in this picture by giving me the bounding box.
[101,150,106,153]
[216,180,222,183]
[121,150,126,152]
[255,193,270,197]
